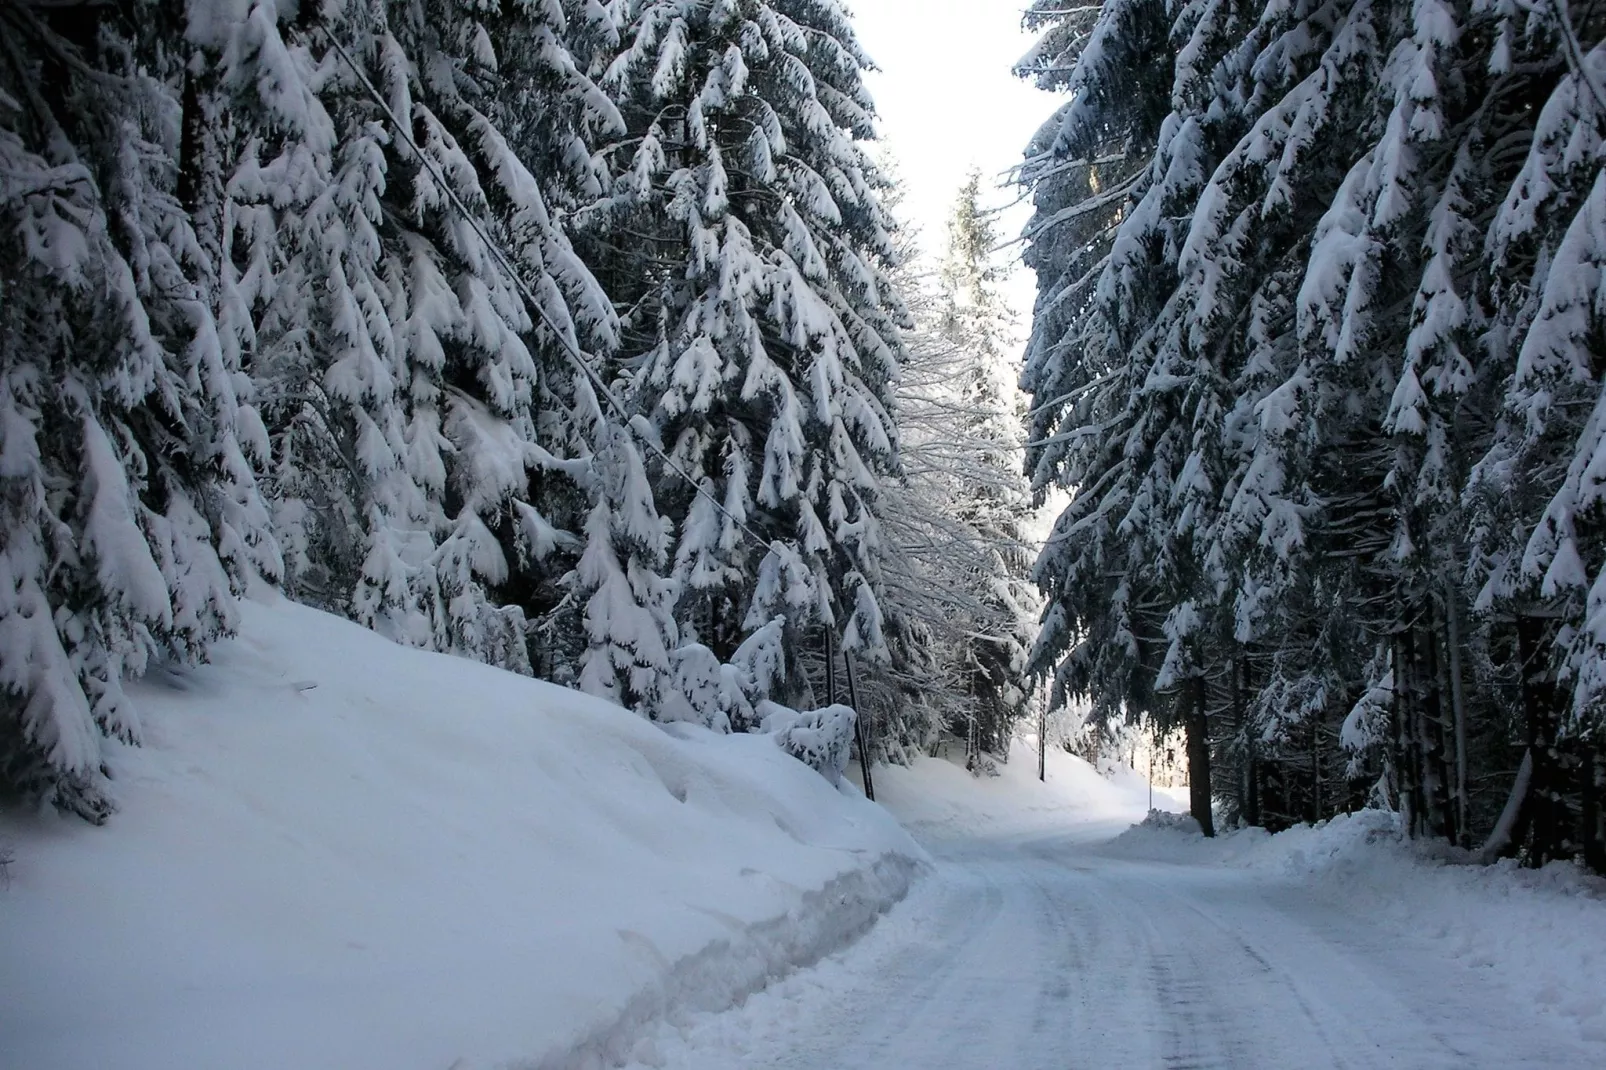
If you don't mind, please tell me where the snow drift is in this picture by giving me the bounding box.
[0,594,923,1070]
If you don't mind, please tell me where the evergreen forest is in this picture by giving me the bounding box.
[4,0,1606,878]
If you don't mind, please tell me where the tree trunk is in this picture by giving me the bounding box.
[823,629,837,706]
[1515,614,1566,866]
[1038,701,1046,783]
[1480,749,1534,864]
[1423,609,1456,845]
[843,648,874,801]
[1311,713,1322,823]
[1245,742,1261,829]
[1443,580,1471,847]
[1186,675,1214,837]
[1395,631,1425,837]
[1235,653,1261,827]
[1583,747,1606,875]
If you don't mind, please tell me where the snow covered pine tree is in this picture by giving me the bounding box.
[580,0,906,716]
[0,0,276,820]
[938,173,1037,764]
[1017,0,1606,865]
[221,1,643,680]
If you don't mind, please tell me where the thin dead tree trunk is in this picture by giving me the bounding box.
[844,647,874,801]
[1480,749,1534,864]
[823,629,837,706]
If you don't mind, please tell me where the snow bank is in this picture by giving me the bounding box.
[871,737,1187,840]
[0,594,923,1070]
[1105,809,1606,1043]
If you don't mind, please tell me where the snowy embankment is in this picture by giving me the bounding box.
[870,736,1188,840]
[1106,810,1606,1045]
[0,594,923,1070]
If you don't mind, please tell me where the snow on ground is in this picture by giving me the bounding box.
[16,601,1598,1070]
[1104,809,1606,1044]
[869,736,1187,840]
[613,759,1606,1069]
[0,593,923,1070]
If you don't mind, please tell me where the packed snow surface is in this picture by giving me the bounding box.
[0,594,921,1070]
[1107,809,1606,1046]
[622,751,1606,1069]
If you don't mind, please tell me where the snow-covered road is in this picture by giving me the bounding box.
[623,823,1606,1069]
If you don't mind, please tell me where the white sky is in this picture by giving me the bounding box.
[849,0,1056,319]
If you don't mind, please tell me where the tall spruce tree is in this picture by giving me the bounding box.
[938,173,1037,761]
[581,0,906,713]
[1016,0,1212,827]
[0,0,277,819]
[1465,2,1606,865]
[225,0,629,677]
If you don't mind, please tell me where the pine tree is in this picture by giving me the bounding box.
[0,0,276,819]
[1465,2,1606,864]
[863,167,1042,765]
[574,422,679,710]
[938,173,1037,761]
[225,0,625,675]
[1017,0,1606,863]
[583,0,906,710]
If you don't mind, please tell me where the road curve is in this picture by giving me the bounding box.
[620,828,1605,1069]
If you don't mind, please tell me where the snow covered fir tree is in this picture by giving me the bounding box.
[0,0,279,821]
[1017,0,1606,865]
[571,0,911,723]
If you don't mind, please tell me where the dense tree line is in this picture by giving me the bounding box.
[1018,0,1606,867]
[0,0,1035,819]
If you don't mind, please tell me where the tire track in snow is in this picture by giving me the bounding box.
[615,833,1606,1069]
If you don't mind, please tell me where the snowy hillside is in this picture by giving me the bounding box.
[0,595,922,1070]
